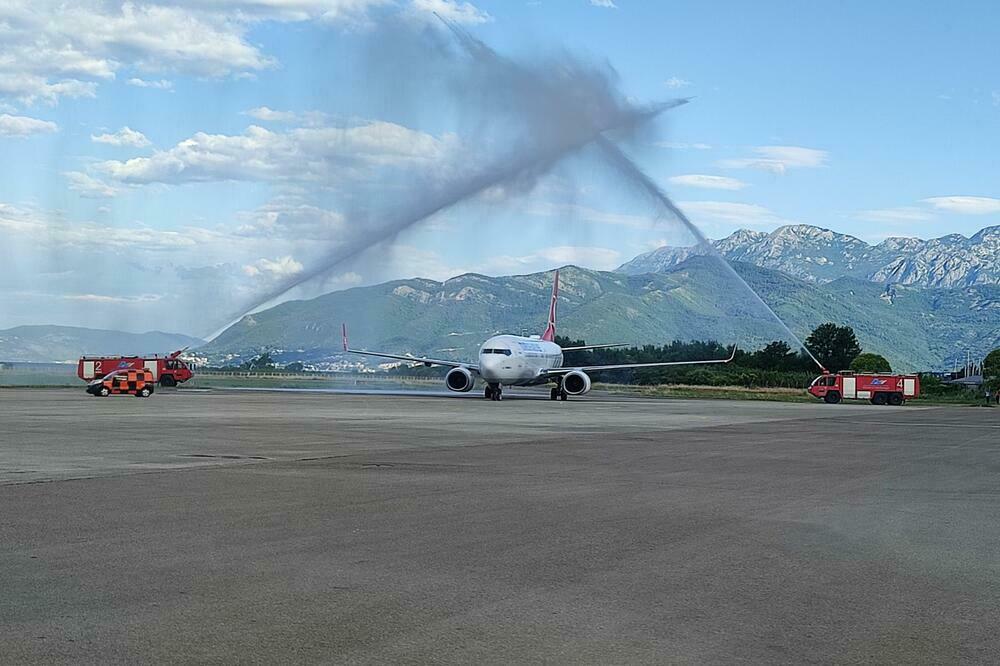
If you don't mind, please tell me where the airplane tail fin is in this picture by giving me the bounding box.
[541,269,559,342]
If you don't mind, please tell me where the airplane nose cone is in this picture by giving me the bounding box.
[478,352,506,381]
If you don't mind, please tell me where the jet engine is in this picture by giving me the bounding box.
[561,370,592,396]
[445,366,475,392]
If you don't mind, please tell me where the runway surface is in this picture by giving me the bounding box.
[1,388,998,663]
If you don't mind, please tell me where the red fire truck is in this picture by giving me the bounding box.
[808,371,919,405]
[77,349,194,387]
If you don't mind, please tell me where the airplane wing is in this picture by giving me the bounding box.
[541,345,737,375]
[345,348,479,371]
[560,343,632,352]
[341,324,478,372]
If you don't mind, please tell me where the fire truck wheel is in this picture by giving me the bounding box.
[160,375,176,387]
[888,392,904,406]
[824,391,841,404]
[99,387,110,397]
[871,392,888,406]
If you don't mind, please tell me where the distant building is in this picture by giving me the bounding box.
[945,375,983,387]
[943,351,984,386]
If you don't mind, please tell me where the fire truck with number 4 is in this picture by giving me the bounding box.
[77,349,193,387]
[808,371,919,405]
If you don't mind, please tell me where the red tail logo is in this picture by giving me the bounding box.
[541,269,558,342]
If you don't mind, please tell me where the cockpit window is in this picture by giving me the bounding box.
[482,348,512,356]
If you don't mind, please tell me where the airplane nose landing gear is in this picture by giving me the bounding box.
[485,384,503,401]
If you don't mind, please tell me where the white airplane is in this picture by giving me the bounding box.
[343,269,736,401]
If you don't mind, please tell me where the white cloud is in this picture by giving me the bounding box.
[0,201,218,250]
[409,0,492,24]
[235,201,347,240]
[664,77,690,89]
[127,78,173,90]
[855,206,933,223]
[321,271,363,287]
[0,1,390,107]
[0,73,97,106]
[656,141,712,150]
[0,113,57,137]
[63,293,162,304]
[64,171,120,198]
[643,238,672,251]
[590,0,618,7]
[677,201,794,229]
[91,127,151,148]
[0,3,273,106]
[244,106,298,122]
[243,256,305,278]
[717,145,828,175]
[479,245,622,274]
[92,121,458,187]
[381,245,461,281]
[668,174,746,191]
[244,106,327,126]
[534,245,621,268]
[922,196,1000,215]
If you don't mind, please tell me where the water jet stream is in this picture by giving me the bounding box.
[437,16,824,368]
[206,100,685,341]
[594,135,826,370]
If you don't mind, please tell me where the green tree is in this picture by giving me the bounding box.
[753,340,796,370]
[850,352,891,373]
[805,323,862,372]
[984,348,1000,392]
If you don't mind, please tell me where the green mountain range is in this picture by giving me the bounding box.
[201,257,1000,371]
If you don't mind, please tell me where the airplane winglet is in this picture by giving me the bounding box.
[342,323,349,352]
[727,343,738,362]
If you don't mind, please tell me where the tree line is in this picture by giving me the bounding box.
[556,322,889,389]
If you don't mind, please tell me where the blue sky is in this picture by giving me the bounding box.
[1,0,998,335]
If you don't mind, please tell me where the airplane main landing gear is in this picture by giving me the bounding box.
[485,384,503,401]
[550,385,568,401]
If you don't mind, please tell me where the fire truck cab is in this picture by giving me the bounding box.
[809,371,919,405]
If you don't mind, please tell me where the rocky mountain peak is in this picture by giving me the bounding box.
[617,223,1000,289]
[971,225,1000,244]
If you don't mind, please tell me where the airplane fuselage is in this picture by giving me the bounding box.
[477,334,563,386]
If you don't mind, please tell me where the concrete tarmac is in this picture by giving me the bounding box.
[1,388,998,663]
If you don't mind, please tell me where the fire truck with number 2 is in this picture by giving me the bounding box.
[77,349,194,387]
[808,371,919,406]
